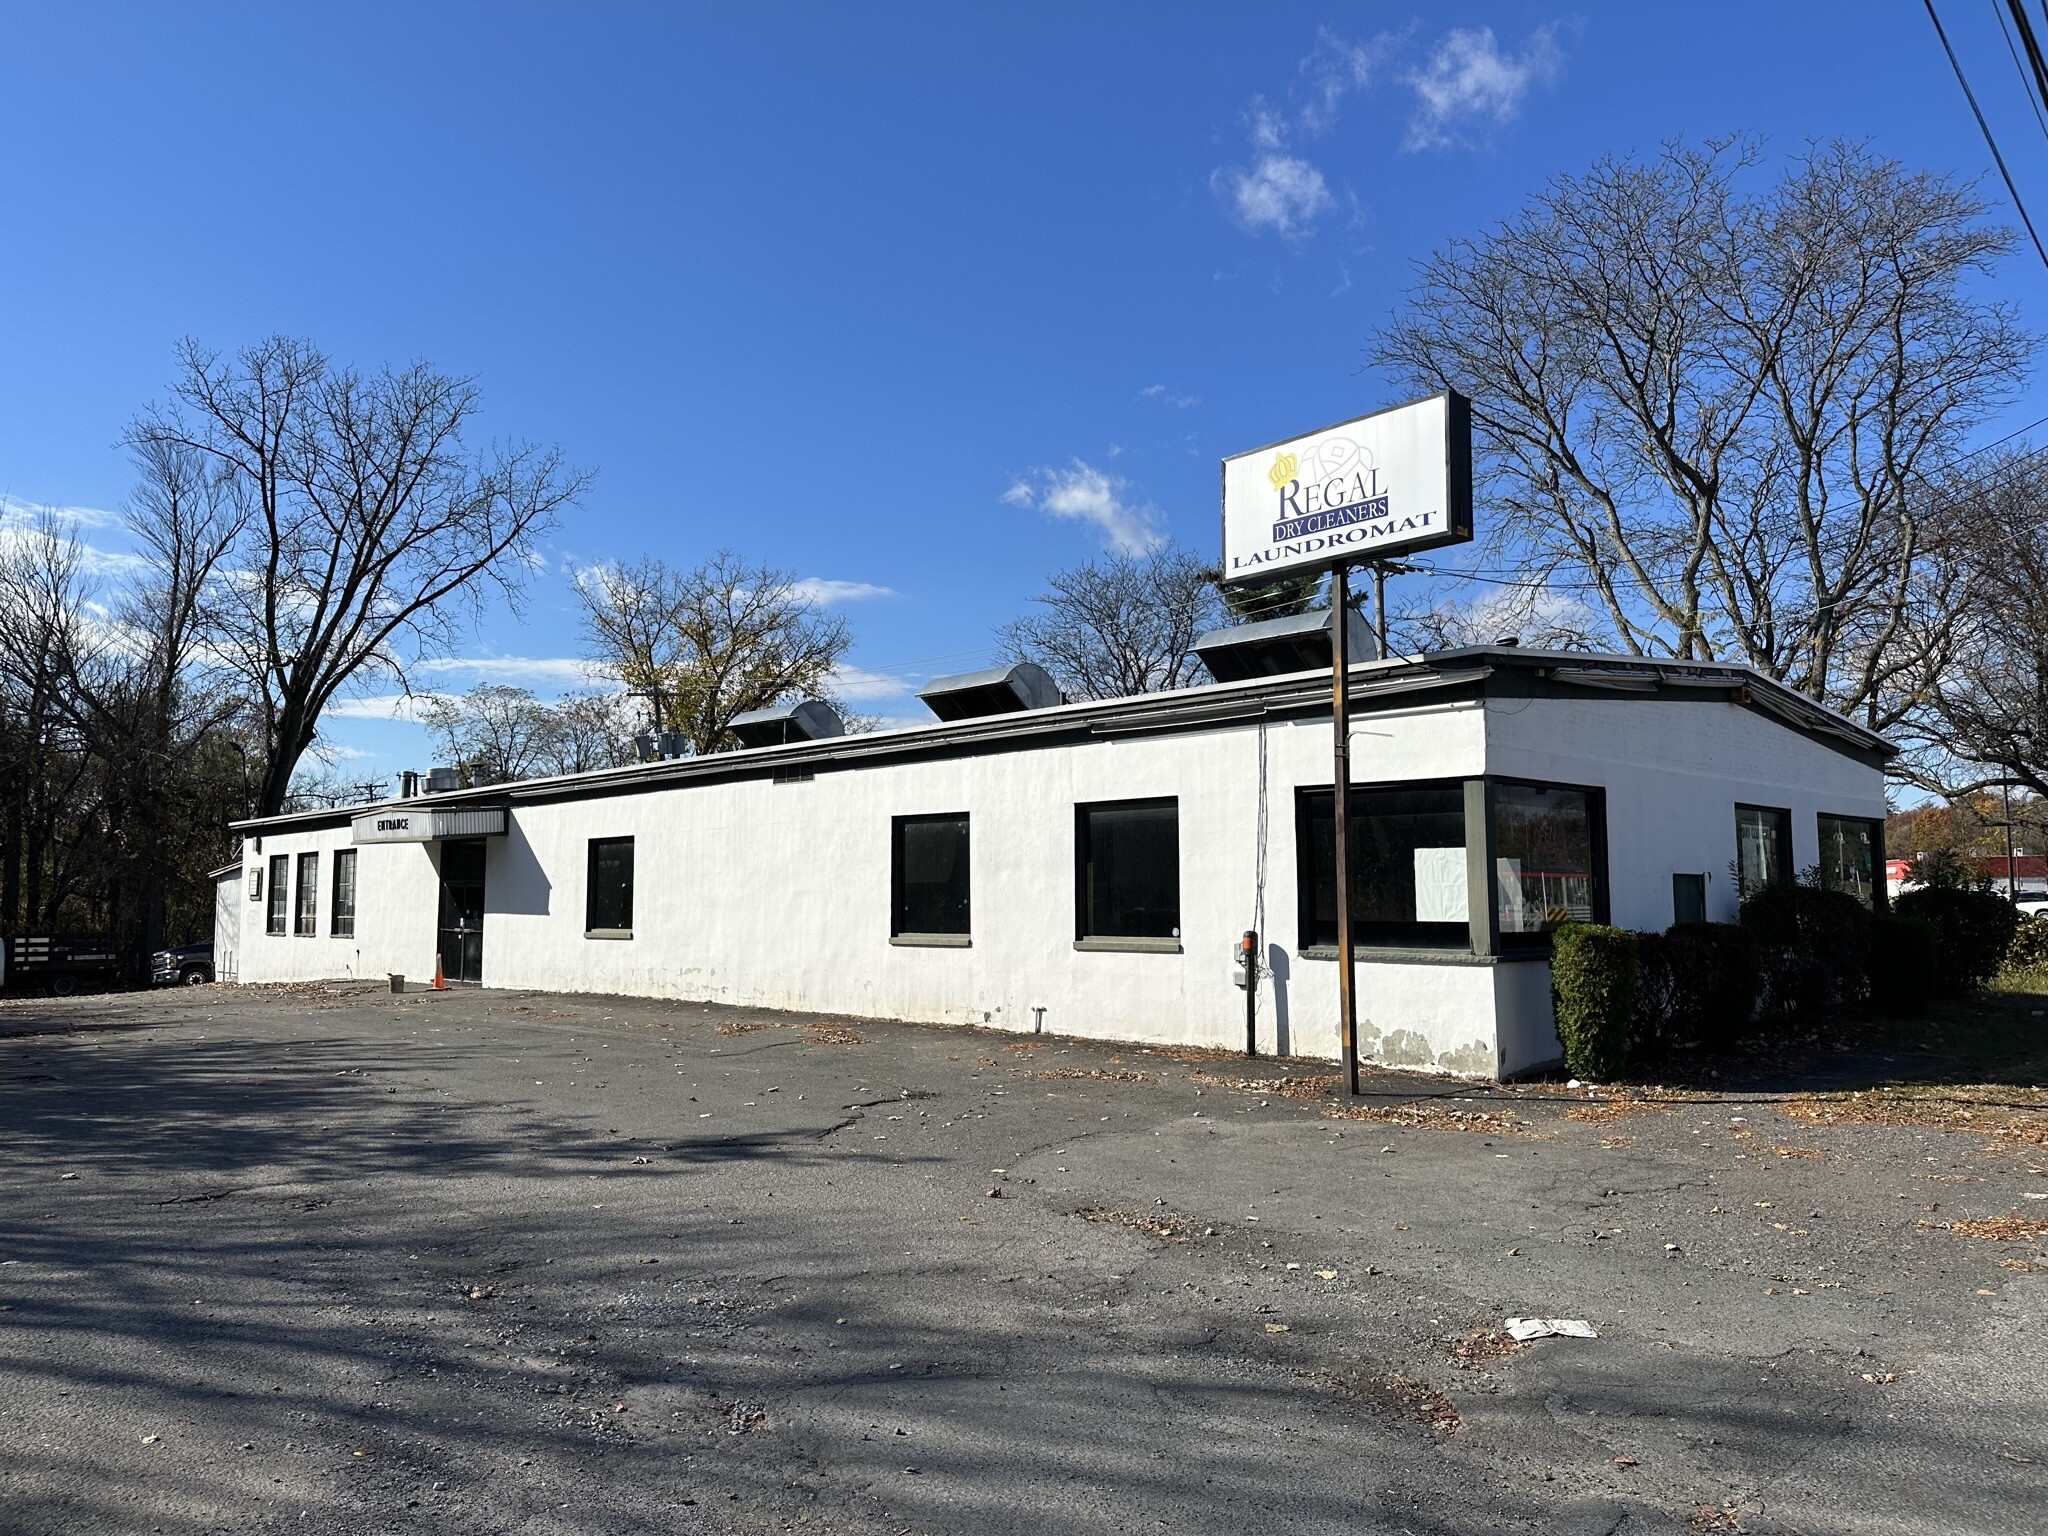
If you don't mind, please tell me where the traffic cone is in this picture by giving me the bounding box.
[432,955,447,991]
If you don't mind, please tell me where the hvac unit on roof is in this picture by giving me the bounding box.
[423,766,460,793]
[1191,607,1376,683]
[726,699,847,748]
[916,661,1064,721]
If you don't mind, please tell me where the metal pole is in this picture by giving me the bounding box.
[2003,782,2019,903]
[1372,562,1388,656]
[1332,563,1360,1098]
[1242,929,1259,1058]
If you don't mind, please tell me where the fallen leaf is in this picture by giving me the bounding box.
[1264,1322,1291,1333]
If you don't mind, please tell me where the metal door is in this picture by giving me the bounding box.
[437,839,487,983]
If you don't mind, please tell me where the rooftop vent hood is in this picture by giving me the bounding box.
[1192,607,1377,683]
[917,661,1064,722]
[423,766,460,794]
[727,699,846,748]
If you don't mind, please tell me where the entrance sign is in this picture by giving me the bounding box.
[352,807,508,843]
[1219,391,1472,586]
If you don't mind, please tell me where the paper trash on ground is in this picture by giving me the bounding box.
[1505,1317,1597,1341]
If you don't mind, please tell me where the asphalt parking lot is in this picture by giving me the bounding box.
[1,983,2043,1536]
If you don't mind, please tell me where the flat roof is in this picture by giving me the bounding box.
[234,647,1894,835]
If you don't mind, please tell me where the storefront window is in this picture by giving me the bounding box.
[1493,783,1603,942]
[1817,814,1881,909]
[1735,804,1793,897]
[1296,782,1468,949]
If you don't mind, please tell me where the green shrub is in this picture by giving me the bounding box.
[1551,923,1638,1080]
[1893,887,2020,994]
[1665,921,1763,1046]
[1864,915,1938,1016]
[2005,913,2048,976]
[1739,885,1871,1015]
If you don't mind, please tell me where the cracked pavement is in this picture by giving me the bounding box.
[1,983,2043,1534]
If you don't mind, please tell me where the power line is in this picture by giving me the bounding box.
[1922,0,2048,270]
[1999,0,2048,139]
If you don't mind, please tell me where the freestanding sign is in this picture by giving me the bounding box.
[1219,391,1474,1099]
[1219,391,1472,587]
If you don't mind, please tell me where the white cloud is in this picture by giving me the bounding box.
[1212,153,1333,239]
[790,577,896,604]
[1403,25,1562,151]
[1004,460,1165,556]
[1138,384,1199,409]
[1297,26,1390,134]
[827,663,917,703]
[327,693,441,721]
[0,493,124,530]
[414,655,608,689]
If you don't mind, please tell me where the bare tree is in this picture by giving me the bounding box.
[998,545,1223,700]
[420,684,637,784]
[576,552,850,754]
[1898,445,2048,797]
[1372,139,2033,729]
[129,336,588,815]
[550,691,638,773]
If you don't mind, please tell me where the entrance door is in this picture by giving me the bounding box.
[437,839,487,983]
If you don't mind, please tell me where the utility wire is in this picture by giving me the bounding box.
[1999,0,2048,137]
[1923,0,2048,270]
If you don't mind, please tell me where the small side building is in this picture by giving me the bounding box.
[221,647,1891,1078]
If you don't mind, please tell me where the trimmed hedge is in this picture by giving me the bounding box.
[1739,885,1871,1015]
[1632,923,1761,1057]
[1893,887,2020,994]
[2008,913,2048,976]
[1551,923,1638,1081]
[1864,915,1938,1016]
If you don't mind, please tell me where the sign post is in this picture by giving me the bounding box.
[1219,392,1472,1099]
[1330,563,1359,1096]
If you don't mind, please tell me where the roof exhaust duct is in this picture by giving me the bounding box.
[727,700,845,749]
[917,662,1064,722]
[1192,607,1376,683]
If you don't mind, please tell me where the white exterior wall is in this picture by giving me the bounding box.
[225,683,1886,1081]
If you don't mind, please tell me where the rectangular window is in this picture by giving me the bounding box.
[1817,814,1882,910]
[331,849,357,938]
[1493,782,1605,944]
[267,854,288,935]
[892,814,970,940]
[1297,782,1468,950]
[1077,798,1180,945]
[1672,872,1708,926]
[294,852,318,936]
[1735,804,1793,897]
[586,836,634,936]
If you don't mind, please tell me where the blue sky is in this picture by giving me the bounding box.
[4,2,2046,784]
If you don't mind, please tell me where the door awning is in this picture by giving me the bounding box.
[352,807,508,844]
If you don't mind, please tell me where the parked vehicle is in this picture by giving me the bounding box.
[150,941,215,987]
[0,932,122,995]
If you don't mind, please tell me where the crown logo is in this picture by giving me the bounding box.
[1268,451,1297,490]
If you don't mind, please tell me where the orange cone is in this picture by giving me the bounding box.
[432,955,446,991]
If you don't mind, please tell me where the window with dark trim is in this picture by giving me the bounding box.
[267,854,288,935]
[1493,781,1606,944]
[1735,804,1793,897]
[1817,813,1883,910]
[331,849,357,938]
[891,814,970,940]
[294,852,318,936]
[586,837,634,936]
[1296,781,1468,950]
[1077,798,1180,945]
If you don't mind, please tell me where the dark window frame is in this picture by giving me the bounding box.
[1294,777,1473,954]
[1817,811,1887,913]
[266,854,288,935]
[585,836,634,937]
[1734,803,1795,897]
[890,812,972,944]
[293,851,319,937]
[1488,777,1610,951]
[331,848,357,939]
[1074,796,1182,951]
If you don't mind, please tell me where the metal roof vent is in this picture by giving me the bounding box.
[727,699,846,748]
[423,766,460,794]
[917,661,1064,721]
[1192,607,1377,683]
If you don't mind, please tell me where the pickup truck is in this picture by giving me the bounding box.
[150,941,215,986]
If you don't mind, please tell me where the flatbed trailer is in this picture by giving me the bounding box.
[0,933,121,995]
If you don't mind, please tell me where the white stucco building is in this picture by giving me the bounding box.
[221,645,1891,1079]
